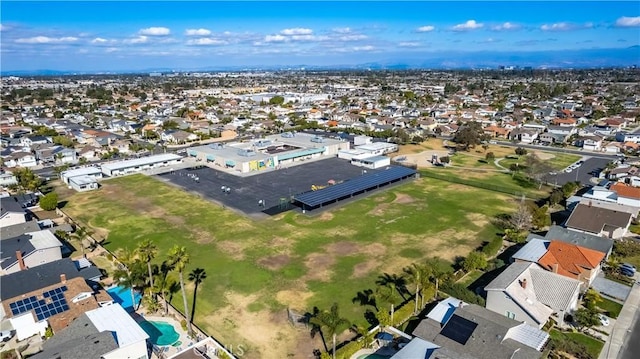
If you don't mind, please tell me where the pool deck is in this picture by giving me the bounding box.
[135,314,198,358]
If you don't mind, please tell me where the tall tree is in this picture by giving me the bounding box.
[136,239,158,289]
[426,257,450,301]
[188,268,207,325]
[452,121,487,150]
[168,245,191,334]
[403,263,431,313]
[71,226,94,256]
[309,303,350,359]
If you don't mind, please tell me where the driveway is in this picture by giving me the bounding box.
[592,274,632,302]
[545,157,612,187]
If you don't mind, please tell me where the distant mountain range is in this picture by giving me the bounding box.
[2,46,638,76]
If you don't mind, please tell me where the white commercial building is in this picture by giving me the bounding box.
[60,167,103,185]
[100,154,182,177]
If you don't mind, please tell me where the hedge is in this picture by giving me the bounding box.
[481,236,503,257]
[440,282,485,306]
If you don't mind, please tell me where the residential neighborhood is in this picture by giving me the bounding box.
[1,68,640,359]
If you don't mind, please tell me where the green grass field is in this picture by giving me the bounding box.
[549,329,604,359]
[598,297,623,319]
[62,174,517,358]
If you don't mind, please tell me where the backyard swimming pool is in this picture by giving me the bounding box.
[139,320,180,346]
[106,286,142,312]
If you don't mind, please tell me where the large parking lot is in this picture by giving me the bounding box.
[547,157,613,186]
[155,157,386,217]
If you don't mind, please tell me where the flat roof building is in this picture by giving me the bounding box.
[187,132,350,175]
[60,167,102,185]
[101,154,182,177]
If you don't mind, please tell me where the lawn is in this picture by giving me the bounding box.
[549,329,604,359]
[61,174,517,359]
[598,297,623,319]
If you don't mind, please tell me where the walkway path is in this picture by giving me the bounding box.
[599,279,640,359]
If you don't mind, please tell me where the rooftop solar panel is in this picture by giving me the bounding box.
[294,166,416,207]
[439,314,478,345]
[61,286,68,292]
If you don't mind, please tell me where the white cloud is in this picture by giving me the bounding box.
[452,20,483,31]
[185,28,212,36]
[264,34,288,43]
[333,27,352,33]
[492,22,520,31]
[416,25,435,32]
[398,42,421,47]
[15,36,78,44]
[138,27,170,36]
[105,47,119,53]
[91,37,109,44]
[124,35,148,44]
[353,45,375,51]
[280,28,313,35]
[540,22,571,31]
[186,38,227,46]
[0,24,7,32]
[339,34,368,41]
[616,16,640,27]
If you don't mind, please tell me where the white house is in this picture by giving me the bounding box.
[0,230,64,275]
[85,304,150,359]
[0,197,27,227]
[485,262,582,328]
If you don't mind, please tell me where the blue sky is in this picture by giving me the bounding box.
[1,1,639,71]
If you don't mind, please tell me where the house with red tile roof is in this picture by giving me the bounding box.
[537,241,604,287]
[609,182,640,206]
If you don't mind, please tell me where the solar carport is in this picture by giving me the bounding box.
[293,165,417,212]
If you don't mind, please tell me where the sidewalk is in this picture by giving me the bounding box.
[599,280,640,359]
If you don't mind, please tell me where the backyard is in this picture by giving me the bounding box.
[60,172,518,359]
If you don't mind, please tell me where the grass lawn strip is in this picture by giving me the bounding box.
[549,329,604,359]
[597,297,623,319]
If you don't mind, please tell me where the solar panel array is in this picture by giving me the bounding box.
[294,166,417,207]
[8,286,69,322]
[440,314,478,345]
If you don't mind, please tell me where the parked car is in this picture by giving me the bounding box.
[598,314,610,327]
[0,330,14,342]
[621,267,635,277]
[621,263,637,271]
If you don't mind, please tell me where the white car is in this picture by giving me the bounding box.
[0,330,14,342]
[598,314,610,327]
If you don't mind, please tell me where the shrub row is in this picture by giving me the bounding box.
[440,282,485,306]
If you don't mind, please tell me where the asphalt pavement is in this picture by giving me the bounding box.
[546,157,612,187]
[155,157,386,217]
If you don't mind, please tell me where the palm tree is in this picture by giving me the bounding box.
[168,245,191,334]
[113,268,144,312]
[188,268,207,325]
[136,239,158,289]
[375,283,402,324]
[115,247,138,270]
[71,226,94,256]
[426,257,450,301]
[403,263,432,313]
[309,303,350,359]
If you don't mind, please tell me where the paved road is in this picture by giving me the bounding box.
[619,312,640,359]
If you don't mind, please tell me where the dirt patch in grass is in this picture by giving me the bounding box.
[216,240,246,260]
[193,229,215,244]
[276,289,314,310]
[466,213,489,227]
[302,253,336,282]
[258,254,291,271]
[267,236,292,249]
[317,212,334,221]
[326,241,360,256]
[361,243,387,257]
[204,292,309,359]
[323,226,358,238]
[393,193,416,204]
[352,260,379,278]
[534,151,554,160]
[368,203,391,216]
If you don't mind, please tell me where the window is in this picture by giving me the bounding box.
[506,311,516,319]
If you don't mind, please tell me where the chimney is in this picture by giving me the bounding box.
[551,263,559,273]
[60,274,67,284]
[521,278,527,289]
[16,251,26,271]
